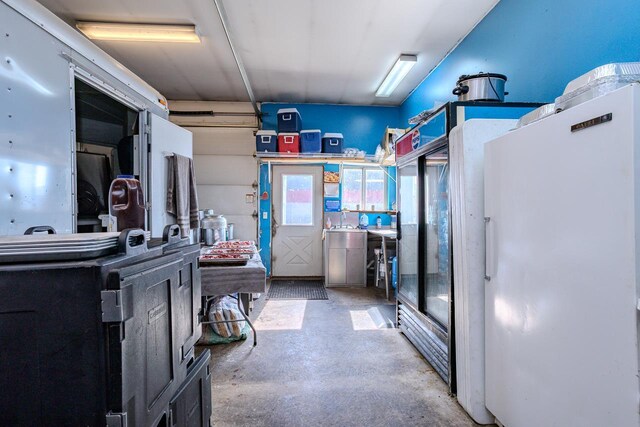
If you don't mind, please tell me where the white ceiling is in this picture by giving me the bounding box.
[36,0,499,105]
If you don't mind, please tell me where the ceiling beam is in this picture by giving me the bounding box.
[212,0,261,121]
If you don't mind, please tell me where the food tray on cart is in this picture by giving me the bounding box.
[199,253,251,266]
[202,247,257,255]
[213,240,256,249]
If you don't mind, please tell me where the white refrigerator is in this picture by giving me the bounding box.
[484,83,640,426]
[449,119,517,425]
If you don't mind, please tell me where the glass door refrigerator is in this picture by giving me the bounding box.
[397,133,453,388]
[396,101,541,394]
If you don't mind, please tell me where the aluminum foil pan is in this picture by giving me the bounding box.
[562,62,640,94]
[409,110,431,125]
[555,63,640,111]
[408,102,445,125]
[516,103,556,128]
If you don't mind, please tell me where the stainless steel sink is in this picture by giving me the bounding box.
[329,225,357,231]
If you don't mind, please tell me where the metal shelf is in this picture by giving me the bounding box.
[255,152,395,166]
[341,209,397,215]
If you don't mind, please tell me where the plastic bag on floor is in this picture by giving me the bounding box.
[198,296,248,344]
[199,322,250,345]
[210,304,231,338]
[223,305,244,337]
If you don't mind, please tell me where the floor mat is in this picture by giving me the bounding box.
[268,280,328,300]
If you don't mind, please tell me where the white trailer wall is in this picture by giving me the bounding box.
[169,101,258,242]
[1,1,74,235]
[1,0,175,236]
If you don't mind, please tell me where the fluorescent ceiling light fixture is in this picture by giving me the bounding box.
[76,22,201,43]
[375,54,417,97]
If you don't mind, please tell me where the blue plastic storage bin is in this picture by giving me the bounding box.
[255,130,277,152]
[277,108,302,132]
[299,130,322,153]
[322,133,344,154]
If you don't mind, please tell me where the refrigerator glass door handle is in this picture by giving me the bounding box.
[484,217,492,281]
[396,212,401,240]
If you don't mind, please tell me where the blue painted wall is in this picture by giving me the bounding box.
[258,103,402,276]
[400,0,640,122]
[258,163,272,274]
[261,103,402,154]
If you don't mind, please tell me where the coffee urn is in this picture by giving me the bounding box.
[200,210,227,246]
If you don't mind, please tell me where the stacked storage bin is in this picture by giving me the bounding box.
[255,130,277,153]
[277,108,302,132]
[300,130,322,153]
[322,132,344,154]
[278,133,300,153]
[277,108,301,153]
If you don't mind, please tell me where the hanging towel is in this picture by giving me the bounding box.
[166,153,199,238]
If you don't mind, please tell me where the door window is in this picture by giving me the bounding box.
[282,174,314,225]
[423,151,450,328]
[398,161,419,306]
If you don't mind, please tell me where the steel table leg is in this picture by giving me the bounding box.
[382,236,391,300]
[234,294,257,346]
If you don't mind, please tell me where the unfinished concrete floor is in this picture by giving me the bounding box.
[205,286,480,427]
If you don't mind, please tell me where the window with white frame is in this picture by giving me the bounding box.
[342,166,387,211]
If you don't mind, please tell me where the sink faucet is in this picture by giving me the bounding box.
[340,211,346,228]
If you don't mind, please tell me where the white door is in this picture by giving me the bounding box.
[272,166,323,277]
[148,113,193,238]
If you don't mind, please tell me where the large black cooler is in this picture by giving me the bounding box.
[170,350,212,427]
[0,228,207,427]
[156,225,203,363]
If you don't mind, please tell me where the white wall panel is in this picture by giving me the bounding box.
[215,215,256,242]
[169,102,258,241]
[197,185,255,215]
[191,128,255,156]
[194,155,257,186]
